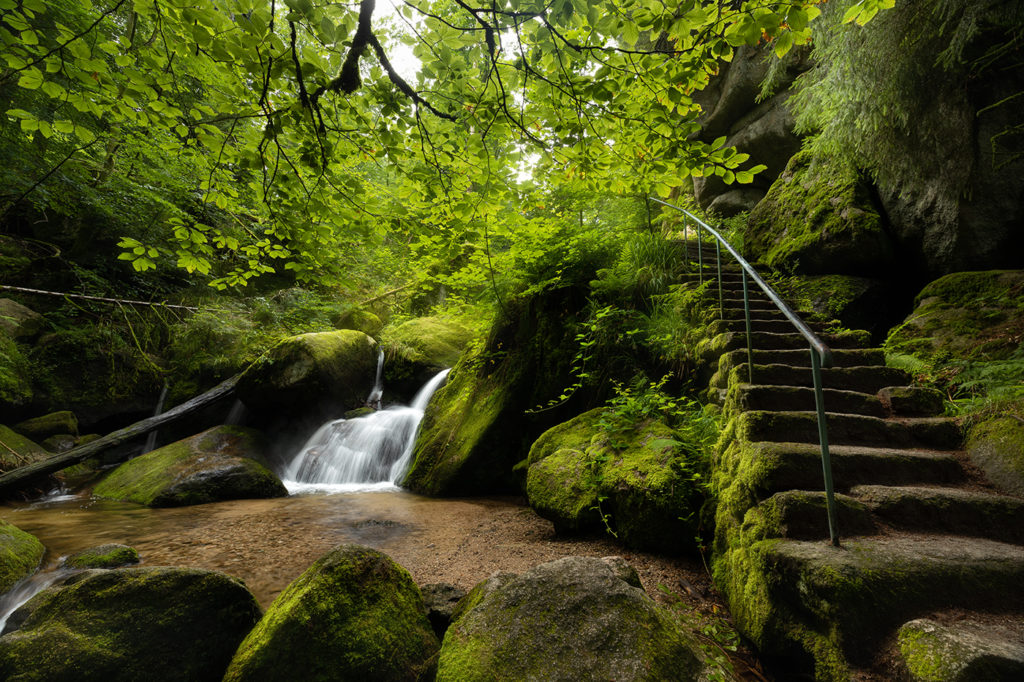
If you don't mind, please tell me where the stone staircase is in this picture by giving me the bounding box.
[680,245,1024,680]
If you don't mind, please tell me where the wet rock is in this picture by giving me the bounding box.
[61,544,140,570]
[0,426,50,473]
[0,566,262,681]
[236,329,378,423]
[12,411,78,441]
[224,544,439,682]
[92,425,287,507]
[526,409,704,553]
[383,317,474,400]
[898,618,1024,681]
[0,520,44,594]
[967,417,1024,497]
[437,556,723,681]
[0,300,44,341]
[420,582,467,638]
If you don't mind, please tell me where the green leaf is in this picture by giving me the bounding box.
[17,69,43,90]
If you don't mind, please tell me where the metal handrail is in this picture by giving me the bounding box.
[650,197,841,547]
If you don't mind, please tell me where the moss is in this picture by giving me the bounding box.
[0,425,50,473]
[0,519,44,594]
[62,544,140,569]
[526,448,602,532]
[898,628,953,682]
[0,332,32,409]
[0,566,262,682]
[92,425,286,507]
[966,415,1024,496]
[12,411,78,440]
[384,317,473,369]
[223,544,439,682]
[744,150,894,276]
[337,309,384,336]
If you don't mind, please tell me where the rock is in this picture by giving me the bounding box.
[967,417,1024,497]
[236,329,379,422]
[61,544,139,570]
[525,408,704,553]
[420,582,467,638]
[744,150,896,276]
[0,425,50,473]
[898,618,1024,681]
[707,187,767,218]
[436,556,721,681]
[92,425,287,507]
[336,308,384,337]
[223,544,439,682]
[0,520,44,594]
[13,411,78,440]
[40,434,77,453]
[403,286,591,496]
[884,270,1024,367]
[383,317,474,400]
[0,566,262,681]
[0,332,32,411]
[0,300,44,341]
[770,274,905,339]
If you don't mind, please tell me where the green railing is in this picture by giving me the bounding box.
[651,198,841,547]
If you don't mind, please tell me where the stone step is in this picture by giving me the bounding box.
[730,441,965,498]
[721,363,911,394]
[876,386,947,418]
[738,410,963,450]
[754,490,879,540]
[701,330,872,358]
[717,348,886,370]
[708,318,836,336]
[730,385,887,418]
[762,535,1024,666]
[851,485,1024,545]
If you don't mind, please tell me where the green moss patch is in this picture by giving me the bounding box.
[93,425,286,507]
[0,332,32,410]
[224,544,439,682]
[62,544,140,570]
[0,425,50,473]
[0,520,44,594]
[966,416,1024,496]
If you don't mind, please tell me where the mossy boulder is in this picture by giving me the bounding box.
[336,308,384,336]
[526,409,704,553]
[436,556,721,681]
[13,411,78,441]
[897,618,1024,681]
[0,425,50,473]
[0,566,262,681]
[0,299,44,341]
[236,329,379,422]
[0,520,44,594]
[383,317,474,400]
[61,544,140,570]
[770,274,904,338]
[885,271,1024,367]
[0,332,32,411]
[92,425,287,507]
[223,544,439,682]
[966,416,1024,496]
[745,150,895,276]
[403,286,592,496]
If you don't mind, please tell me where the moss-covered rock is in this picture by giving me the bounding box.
[745,150,895,276]
[236,329,378,421]
[966,416,1024,496]
[770,274,904,337]
[0,520,44,595]
[436,556,721,681]
[0,566,262,681]
[383,317,475,401]
[13,411,79,441]
[885,271,1024,366]
[897,618,1024,682]
[92,425,287,507]
[336,308,384,336]
[0,332,32,411]
[403,286,592,496]
[526,409,704,553]
[61,544,140,570]
[223,544,439,682]
[0,425,50,473]
[0,299,44,341]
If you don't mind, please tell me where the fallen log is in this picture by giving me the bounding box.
[0,374,240,495]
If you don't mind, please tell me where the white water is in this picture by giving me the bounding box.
[142,380,170,454]
[282,369,450,494]
[0,568,70,633]
[366,350,384,410]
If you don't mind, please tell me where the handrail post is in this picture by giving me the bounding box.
[683,220,689,263]
[716,239,723,320]
[742,269,754,383]
[811,347,840,547]
[697,224,704,286]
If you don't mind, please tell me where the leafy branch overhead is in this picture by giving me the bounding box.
[0,0,866,287]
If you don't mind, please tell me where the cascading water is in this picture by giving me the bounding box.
[366,350,384,410]
[142,380,169,454]
[282,368,450,494]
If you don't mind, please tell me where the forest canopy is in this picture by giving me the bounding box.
[0,0,881,296]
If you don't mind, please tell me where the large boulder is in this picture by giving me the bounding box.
[967,417,1024,497]
[402,286,591,496]
[92,425,287,507]
[769,274,907,340]
[436,556,724,681]
[383,317,474,401]
[525,409,704,553]
[0,425,50,473]
[236,329,379,423]
[224,544,439,682]
[12,411,78,441]
[744,150,896,276]
[0,520,44,594]
[0,566,262,681]
[0,299,44,341]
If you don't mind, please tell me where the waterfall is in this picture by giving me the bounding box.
[0,568,70,633]
[142,380,169,454]
[282,368,450,494]
[366,350,385,410]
